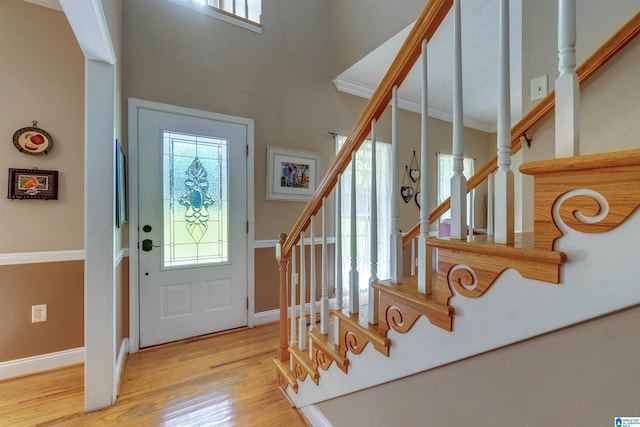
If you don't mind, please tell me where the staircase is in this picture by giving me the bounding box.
[273,0,640,418]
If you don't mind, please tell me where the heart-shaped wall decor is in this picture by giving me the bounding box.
[410,169,420,182]
[415,191,421,208]
[401,186,414,203]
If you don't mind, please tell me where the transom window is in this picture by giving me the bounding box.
[166,0,262,32]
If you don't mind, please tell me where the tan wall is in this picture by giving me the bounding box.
[0,261,84,362]
[330,0,427,77]
[0,0,84,253]
[317,305,640,426]
[518,1,640,231]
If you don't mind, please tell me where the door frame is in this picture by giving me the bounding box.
[127,98,255,353]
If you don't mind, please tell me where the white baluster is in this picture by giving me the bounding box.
[418,38,433,295]
[298,231,306,350]
[349,151,359,314]
[495,0,515,245]
[290,243,297,348]
[390,86,403,283]
[555,0,579,158]
[368,119,379,325]
[335,174,343,310]
[450,0,467,240]
[310,216,316,331]
[487,172,495,235]
[320,198,329,334]
[410,237,416,277]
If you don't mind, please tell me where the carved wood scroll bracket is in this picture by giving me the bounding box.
[273,358,298,393]
[310,331,349,374]
[520,148,640,250]
[336,311,391,357]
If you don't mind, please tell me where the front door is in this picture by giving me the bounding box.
[137,106,248,347]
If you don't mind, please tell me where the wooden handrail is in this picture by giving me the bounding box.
[402,11,640,246]
[280,0,453,258]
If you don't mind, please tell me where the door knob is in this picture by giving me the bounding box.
[142,239,157,251]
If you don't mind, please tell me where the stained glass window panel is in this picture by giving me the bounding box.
[163,131,229,268]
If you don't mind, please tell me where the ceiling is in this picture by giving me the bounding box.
[333,0,523,133]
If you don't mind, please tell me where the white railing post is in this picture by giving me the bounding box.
[487,172,495,235]
[418,38,433,295]
[390,86,403,283]
[320,198,329,334]
[349,152,360,313]
[298,231,306,350]
[450,0,467,240]
[290,244,297,348]
[495,0,515,245]
[368,119,379,325]
[335,174,343,310]
[555,0,579,158]
[310,216,316,331]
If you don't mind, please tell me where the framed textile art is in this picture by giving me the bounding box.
[7,168,58,200]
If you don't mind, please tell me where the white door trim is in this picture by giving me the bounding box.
[128,98,255,354]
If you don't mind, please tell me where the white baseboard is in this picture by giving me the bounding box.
[114,338,129,398]
[254,309,279,325]
[0,347,84,381]
[300,405,333,427]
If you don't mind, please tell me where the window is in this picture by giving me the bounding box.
[336,136,392,301]
[436,152,475,230]
[166,0,262,33]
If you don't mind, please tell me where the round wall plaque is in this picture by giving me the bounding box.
[13,122,53,155]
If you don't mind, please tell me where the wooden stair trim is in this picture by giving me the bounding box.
[310,330,349,374]
[428,233,567,306]
[373,278,454,334]
[521,148,640,250]
[273,357,298,393]
[288,346,319,385]
[336,310,391,357]
[427,233,567,265]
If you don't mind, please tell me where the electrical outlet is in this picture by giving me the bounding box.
[531,75,548,101]
[32,304,47,323]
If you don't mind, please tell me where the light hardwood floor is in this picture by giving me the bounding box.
[0,322,308,426]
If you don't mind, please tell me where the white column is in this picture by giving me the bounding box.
[349,152,360,313]
[418,38,433,295]
[555,0,579,158]
[487,172,495,235]
[320,198,329,334]
[368,119,379,325]
[450,0,467,240]
[335,175,343,310]
[495,0,515,244]
[298,231,306,350]
[309,216,316,331]
[290,245,297,347]
[390,86,404,283]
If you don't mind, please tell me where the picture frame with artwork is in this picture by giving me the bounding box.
[116,139,128,227]
[267,146,322,201]
[7,168,59,200]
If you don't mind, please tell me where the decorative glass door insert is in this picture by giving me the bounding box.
[163,131,228,268]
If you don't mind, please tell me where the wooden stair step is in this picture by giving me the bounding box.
[288,346,319,385]
[310,329,349,373]
[273,357,298,393]
[373,277,455,334]
[427,232,567,306]
[335,308,391,357]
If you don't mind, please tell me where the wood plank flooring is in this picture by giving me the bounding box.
[0,322,307,426]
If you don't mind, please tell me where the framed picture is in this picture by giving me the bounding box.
[116,140,128,227]
[267,146,322,201]
[7,168,58,200]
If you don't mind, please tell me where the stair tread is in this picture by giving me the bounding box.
[427,232,566,264]
[273,358,298,393]
[373,277,454,316]
[309,329,349,369]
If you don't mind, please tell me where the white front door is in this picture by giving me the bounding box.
[137,106,248,347]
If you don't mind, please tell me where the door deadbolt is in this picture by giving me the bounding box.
[143,225,152,232]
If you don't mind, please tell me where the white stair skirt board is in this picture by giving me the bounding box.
[286,209,640,407]
[114,338,129,398]
[0,347,84,381]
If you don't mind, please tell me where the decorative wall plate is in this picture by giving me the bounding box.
[13,122,53,155]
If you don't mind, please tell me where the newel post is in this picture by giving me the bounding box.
[276,233,290,362]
